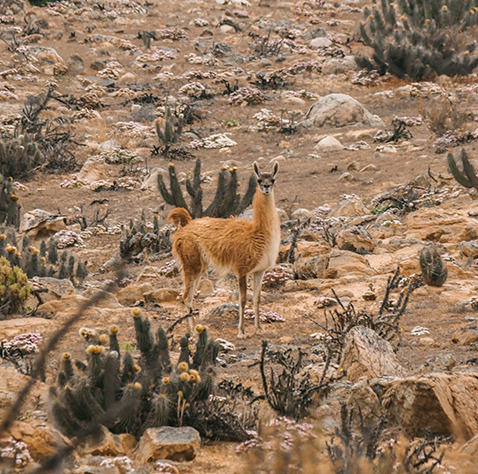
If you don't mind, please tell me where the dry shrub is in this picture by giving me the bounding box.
[420,97,468,137]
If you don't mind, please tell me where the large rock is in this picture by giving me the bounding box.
[144,289,181,304]
[339,327,408,383]
[82,288,123,309]
[79,426,137,457]
[0,367,48,420]
[17,45,67,75]
[382,373,478,439]
[20,209,67,240]
[329,195,370,218]
[336,226,375,253]
[7,419,70,461]
[37,294,89,315]
[0,317,52,341]
[77,158,107,183]
[300,93,384,129]
[406,208,478,243]
[116,283,154,306]
[322,56,359,75]
[294,255,329,279]
[326,249,376,278]
[30,277,78,302]
[134,427,201,463]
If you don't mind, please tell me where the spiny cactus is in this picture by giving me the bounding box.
[157,158,257,219]
[155,108,183,157]
[0,175,21,228]
[0,134,42,178]
[357,0,478,79]
[448,149,478,191]
[0,232,85,282]
[419,245,448,287]
[0,256,30,315]
[51,309,221,438]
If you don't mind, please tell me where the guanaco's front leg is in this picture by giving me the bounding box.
[238,274,247,338]
[252,271,264,332]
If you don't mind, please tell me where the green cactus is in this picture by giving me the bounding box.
[48,239,58,265]
[50,309,233,439]
[158,159,257,219]
[0,134,42,179]
[357,0,478,79]
[448,149,478,190]
[155,108,183,157]
[419,246,448,287]
[0,256,30,315]
[0,175,21,228]
[76,261,88,282]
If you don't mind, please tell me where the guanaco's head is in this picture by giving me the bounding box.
[254,161,279,195]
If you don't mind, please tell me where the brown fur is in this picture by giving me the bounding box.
[168,162,280,337]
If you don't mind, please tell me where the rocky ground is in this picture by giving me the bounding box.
[1,0,478,472]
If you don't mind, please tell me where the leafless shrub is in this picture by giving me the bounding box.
[249,30,284,57]
[420,97,469,137]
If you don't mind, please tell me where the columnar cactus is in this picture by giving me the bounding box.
[358,0,478,79]
[157,158,257,219]
[51,310,220,437]
[0,134,42,178]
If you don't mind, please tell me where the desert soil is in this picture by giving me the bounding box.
[1,0,478,471]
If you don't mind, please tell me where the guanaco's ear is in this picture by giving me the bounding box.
[272,161,279,178]
[253,161,261,179]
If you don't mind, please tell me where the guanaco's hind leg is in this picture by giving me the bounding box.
[237,274,248,338]
[182,272,201,332]
[175,238,205,332]
[252,271,264,332]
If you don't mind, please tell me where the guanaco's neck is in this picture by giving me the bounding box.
[252,190,279,232]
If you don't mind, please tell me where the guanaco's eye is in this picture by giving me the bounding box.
[257,179,262,184]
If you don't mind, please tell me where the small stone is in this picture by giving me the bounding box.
[134,427,201,463]
[98,139,121,152]
[419,337,435,347]
[291,208,314,222]
[338,172,355,182]
[309,37,332,48]
[315,136,344,152]
[219,24,235,34]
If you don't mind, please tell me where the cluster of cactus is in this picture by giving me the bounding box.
[447,149,478,192]
[419,245,448,286]
[0,230,87,283]
[0,256,30,315]
[119,211,172,260]
[158,158,257,219]
[155,108,183,157]
[357,0,478,79]
[0,175,21,228]
[51,309,219,438]
[0,134,42,179]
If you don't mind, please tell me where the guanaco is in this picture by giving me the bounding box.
[168,162,280,337]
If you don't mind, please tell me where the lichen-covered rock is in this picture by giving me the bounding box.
[336,226,375,253]
[116,283,154,306]
[329,195,370,218]
[144,288,181,304]
[339,327,408,383]
[300,93,384,129]
[134,427,201,463]
[79,426,137,457]
[382,373,478,439]
[19,209,67,240]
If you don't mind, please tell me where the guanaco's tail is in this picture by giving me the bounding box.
[168,208,192,228]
